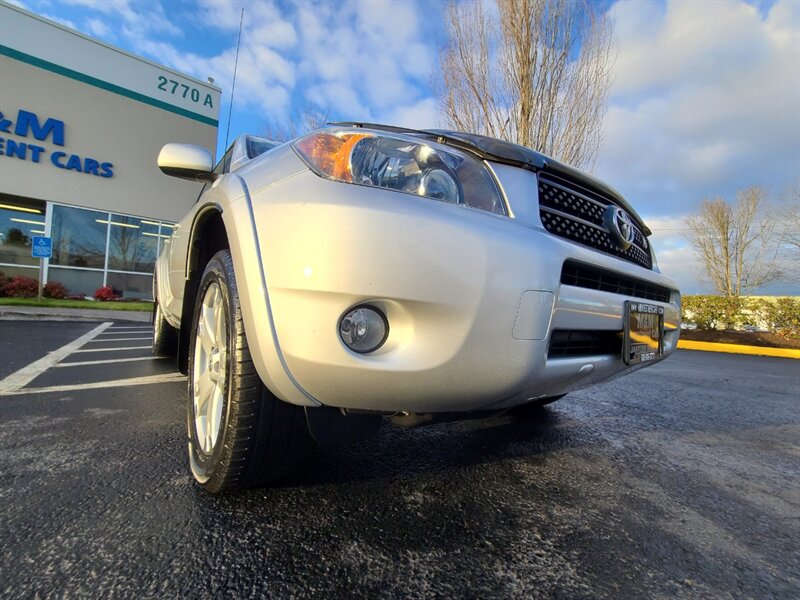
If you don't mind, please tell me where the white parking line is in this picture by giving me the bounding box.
[85,337,152,342]
[55,356,168,368]
[0,322,113,394]
[1,373,187,396]
[73,345,151,353]
[107,325,152,329]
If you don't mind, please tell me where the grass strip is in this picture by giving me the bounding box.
[0,298,152,312]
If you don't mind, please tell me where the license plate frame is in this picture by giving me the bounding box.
[623,301,665,365]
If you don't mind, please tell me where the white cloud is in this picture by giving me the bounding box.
[644,216,709,293]
[378,98,440,130]
[84,17,113,40]
[45,0,439,129]
[305,82,371,120]
[598,0,800,221]
[62,0,180,36]
[38,11,77,29]
[598,0,800,293]
[292,0,435,120]
[196,0,297,48]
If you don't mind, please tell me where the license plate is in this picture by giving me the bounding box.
[623,301,664,365]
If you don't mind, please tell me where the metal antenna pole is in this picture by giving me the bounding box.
[224,8,244,149]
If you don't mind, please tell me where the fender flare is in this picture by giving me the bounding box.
[180,175,320,407]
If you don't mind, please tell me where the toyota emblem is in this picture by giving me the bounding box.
[603,206,636,250]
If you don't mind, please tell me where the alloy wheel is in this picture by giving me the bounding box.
[192,282,228,454]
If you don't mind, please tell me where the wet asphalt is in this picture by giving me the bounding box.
[0,320,798,599]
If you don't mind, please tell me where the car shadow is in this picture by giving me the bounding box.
[276,407,594,488]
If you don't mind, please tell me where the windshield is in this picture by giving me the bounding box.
[247,136,281,159]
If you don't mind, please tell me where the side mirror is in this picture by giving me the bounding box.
[157,143,214,181]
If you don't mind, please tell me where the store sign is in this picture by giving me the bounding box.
[0,108,114,178]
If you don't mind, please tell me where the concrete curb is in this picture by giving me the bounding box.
[0,306,151,323]
[677,340,800,359]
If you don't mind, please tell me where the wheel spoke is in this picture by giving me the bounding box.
[217,345,226,381]
[202,301,216,348]
[195,372,212,414]
[209,384,224,447]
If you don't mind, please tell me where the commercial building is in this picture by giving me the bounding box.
[0,1,220,298]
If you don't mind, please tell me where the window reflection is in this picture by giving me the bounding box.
[107,214,157,272]
[0,202,46,266]
[50,205,107,268]
[47,267,104,298]
[107,272,153,300]
[2,200,177,300]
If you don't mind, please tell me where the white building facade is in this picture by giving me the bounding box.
[0,2,220,298]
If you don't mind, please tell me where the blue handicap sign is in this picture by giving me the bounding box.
[31,236,52,258]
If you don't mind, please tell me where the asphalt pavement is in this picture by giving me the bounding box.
[1,319,798,598]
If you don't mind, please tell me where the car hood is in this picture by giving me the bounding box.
[330,123,650,236]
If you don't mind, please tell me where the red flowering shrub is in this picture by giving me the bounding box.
[94,286,118,301]
[43,281,68,299]
[3,275,39,298]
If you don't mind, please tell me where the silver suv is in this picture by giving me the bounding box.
[154,124,680,493]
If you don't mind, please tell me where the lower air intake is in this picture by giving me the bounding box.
[548,330,622,358]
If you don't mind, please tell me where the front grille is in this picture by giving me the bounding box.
[561,260,671,303]
[548,330,622,358]
[538,172,653,269]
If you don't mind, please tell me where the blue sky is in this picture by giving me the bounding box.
[9,0,800,294]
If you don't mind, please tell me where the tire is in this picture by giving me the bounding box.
[510,394,566,418]
[187,249,313,493]
[152,301,178,357]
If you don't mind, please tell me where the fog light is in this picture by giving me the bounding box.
[339,305,388,353]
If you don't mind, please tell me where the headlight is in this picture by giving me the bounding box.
[293,129,506,215]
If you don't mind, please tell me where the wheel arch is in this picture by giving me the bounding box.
[178,204,230,374]
[176,178,320,408]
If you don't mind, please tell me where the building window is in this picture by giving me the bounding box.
[0,264,40,279]
[0,199,46,268]
[106,272,153,300]
[47,267,104,298]
[42,203,176,299]
[107,214,158,273]
[50,204,108,269]
[0,200,175,299]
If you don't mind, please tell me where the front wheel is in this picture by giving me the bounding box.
[187,249,313,493]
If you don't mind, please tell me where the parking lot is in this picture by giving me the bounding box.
[1,319,798,598]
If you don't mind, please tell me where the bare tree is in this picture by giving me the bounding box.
[776,179,800,282]
[437,0,615,171]
[109,225,153,272]
[777,179,800,251]
[685,187,781,296]
[262,104,330,142]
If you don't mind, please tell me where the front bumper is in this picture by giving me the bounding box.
[247,168,680,413]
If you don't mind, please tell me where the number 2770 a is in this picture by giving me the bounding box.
[157,76,214,108]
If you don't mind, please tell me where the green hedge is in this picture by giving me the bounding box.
[681,296,800,338]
